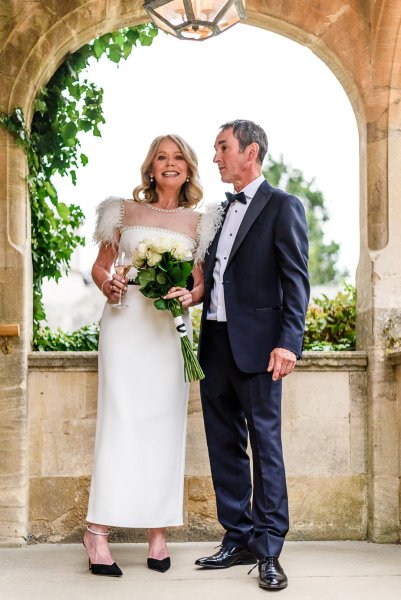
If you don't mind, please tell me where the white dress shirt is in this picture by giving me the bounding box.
[207,174,266,321]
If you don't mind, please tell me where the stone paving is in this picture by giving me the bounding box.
[1,541,401,600]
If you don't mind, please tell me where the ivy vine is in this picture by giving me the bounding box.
[0,24,158,329]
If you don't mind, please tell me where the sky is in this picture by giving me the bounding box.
[54,22,359,281]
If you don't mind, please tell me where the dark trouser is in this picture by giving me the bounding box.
[199,321,288,559]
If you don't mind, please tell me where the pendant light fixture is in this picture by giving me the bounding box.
[144,0,246,41]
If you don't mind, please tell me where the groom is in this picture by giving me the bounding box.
[196,120,309,591]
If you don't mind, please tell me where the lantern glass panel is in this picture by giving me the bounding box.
[192,0,222,21]
[181,24,214,39]
[155,0,187,26]
[217,2,241,31]
[149,12,179,36]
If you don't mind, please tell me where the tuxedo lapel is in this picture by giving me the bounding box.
[226,180,273,270]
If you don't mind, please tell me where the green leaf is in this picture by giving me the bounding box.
[108,44,122,63]
[140,283,161,299]
[56,202,70,220]
[154,298,168,310]
[139,34,153,47]
[68,83,82,100]
[34,99,47,114]
[123,42,133,59]
[93,38,105,59]
[148,26,159,38]
[78,119,93,132]
[93,124,102,137]
[44,180,57,199]
[80,153,89,166]
[138,269,156,285]
[181,261,193,279]
[170,265,186,283]
[112,32,125,46]
[61,121,78,144]
[156,272,167,284]
[126,29,139,43]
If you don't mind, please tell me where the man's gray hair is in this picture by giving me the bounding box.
[220,119,268,165]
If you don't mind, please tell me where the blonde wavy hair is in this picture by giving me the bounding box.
[133,134,203,208]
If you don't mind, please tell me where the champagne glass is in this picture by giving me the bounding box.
[112,249,131,309]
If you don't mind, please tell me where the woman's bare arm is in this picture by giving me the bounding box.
[92,242,127,304]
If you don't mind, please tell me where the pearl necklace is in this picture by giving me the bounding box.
[143,202,184,213]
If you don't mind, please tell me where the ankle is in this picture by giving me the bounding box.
[147,528,166,542]
[86,525,109,536]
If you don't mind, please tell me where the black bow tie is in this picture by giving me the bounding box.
[225,191,247,205]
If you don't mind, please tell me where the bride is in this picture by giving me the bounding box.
[83,134,221,576]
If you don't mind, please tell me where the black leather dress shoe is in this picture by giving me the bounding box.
[195,545,257,569]
[257,557,288,590]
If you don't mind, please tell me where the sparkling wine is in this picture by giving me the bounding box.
[115,265,131,277]
[112,249,130,309]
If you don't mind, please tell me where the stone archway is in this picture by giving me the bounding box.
[1,0,400,546]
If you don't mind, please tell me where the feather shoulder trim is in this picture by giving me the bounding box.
[194,202,225,263]
[93,196,125,246]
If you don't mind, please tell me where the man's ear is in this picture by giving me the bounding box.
[247,142,260,162]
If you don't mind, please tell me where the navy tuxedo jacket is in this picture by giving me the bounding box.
[198,179,310,373]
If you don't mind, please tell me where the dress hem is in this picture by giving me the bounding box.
[86,517,184,528]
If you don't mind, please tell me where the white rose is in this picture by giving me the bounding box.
[173,242,193,261]
[147,250,162,266]
[137,241,148,259]
[151,236,173,254]
[131,248,145,268]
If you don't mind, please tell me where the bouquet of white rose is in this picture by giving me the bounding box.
[132,236,205,382]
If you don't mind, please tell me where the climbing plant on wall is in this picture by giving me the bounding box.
[0,24,158,327]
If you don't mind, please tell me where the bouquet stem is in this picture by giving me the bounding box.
[169,299,205,382]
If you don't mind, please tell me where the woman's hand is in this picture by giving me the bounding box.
[164,287,193,308]
[103,274,128,303]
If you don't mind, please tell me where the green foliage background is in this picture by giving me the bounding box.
[303,282,356,350]
[263,155,348,285]
[0,24,158,328]
[34,283,356,352]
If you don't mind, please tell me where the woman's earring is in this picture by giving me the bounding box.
[150,175,154,183]
[186,177,190,183]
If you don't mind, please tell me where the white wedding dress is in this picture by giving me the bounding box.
[86,198,221,528]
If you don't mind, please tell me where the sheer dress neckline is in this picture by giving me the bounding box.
[120,225,196,244]
[120,199,200,244]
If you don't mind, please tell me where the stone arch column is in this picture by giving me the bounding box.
[0,0,400,545]
[356,1,401,543]
[0,0,146,547]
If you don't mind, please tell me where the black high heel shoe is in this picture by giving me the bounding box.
[147,557,171,573]
[84,526,123,577]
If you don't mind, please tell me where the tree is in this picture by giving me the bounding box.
[263,155,348,285]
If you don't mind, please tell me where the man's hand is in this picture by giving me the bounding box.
[267,348,297,381]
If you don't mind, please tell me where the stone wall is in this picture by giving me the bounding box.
[27,351,367,543]
[387,349,401,544]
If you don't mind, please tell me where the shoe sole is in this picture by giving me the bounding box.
[195,557,257,569]
[258,581,288,591]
